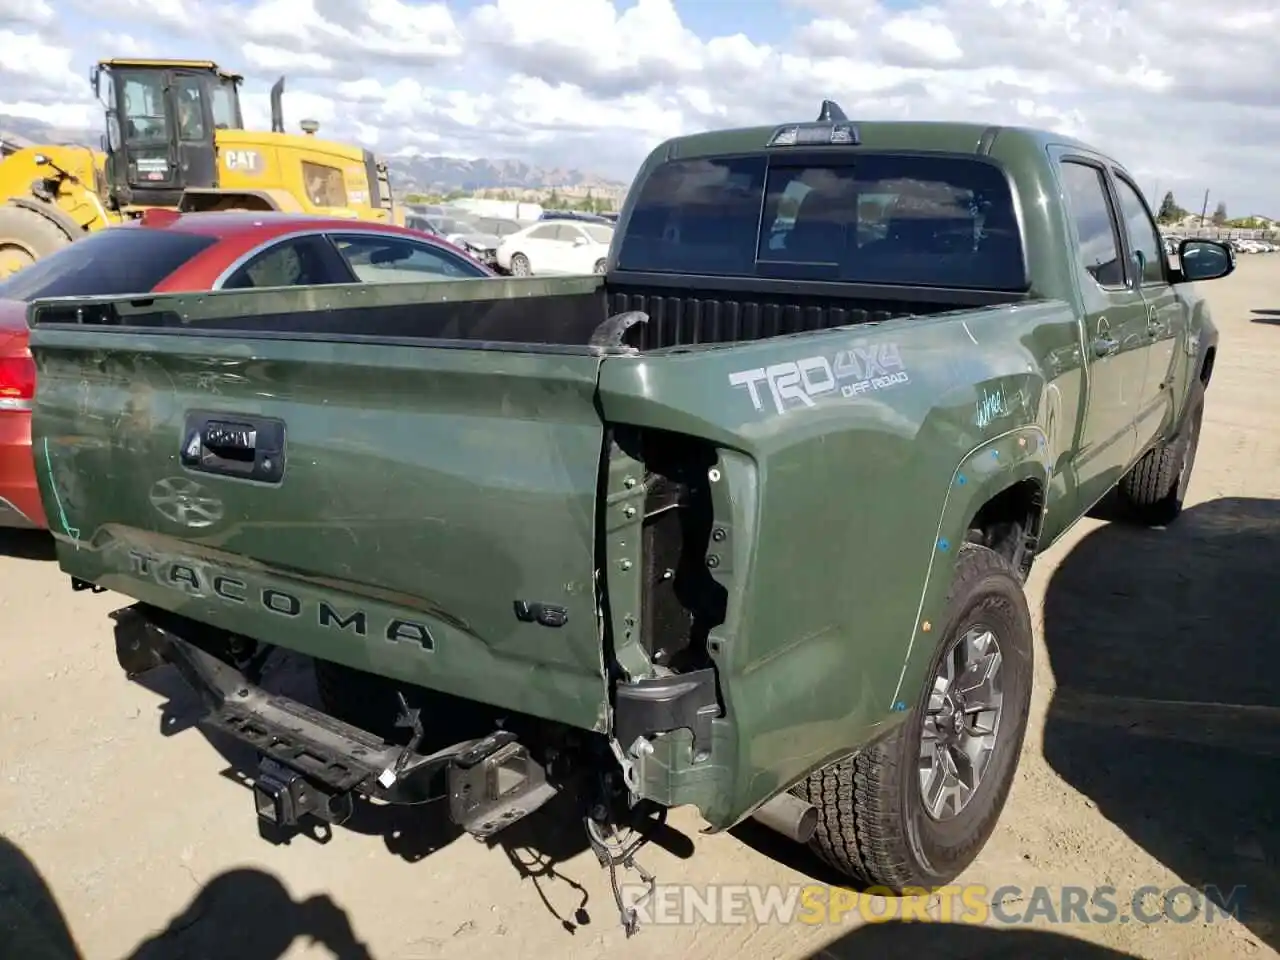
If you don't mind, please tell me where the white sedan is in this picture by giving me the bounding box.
[495,220,614,276]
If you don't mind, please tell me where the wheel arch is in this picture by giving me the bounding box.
[890,426,1049,714]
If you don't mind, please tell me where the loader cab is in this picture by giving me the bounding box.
[92,59,245,210]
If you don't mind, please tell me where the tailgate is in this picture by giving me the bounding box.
[27,278,616,732]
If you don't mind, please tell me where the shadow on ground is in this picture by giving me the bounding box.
[0,528,55,561]
[0,834,374,959]
[1042,495,1280,953]
[129,647,694,937]
[807,920,1142,958]
[1251,308,1280,324]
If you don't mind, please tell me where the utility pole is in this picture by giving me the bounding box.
[1200,189,1210,232]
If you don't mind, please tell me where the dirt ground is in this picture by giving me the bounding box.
[2,259,1278,960]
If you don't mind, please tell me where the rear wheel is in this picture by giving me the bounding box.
[593,258,606,274]
[0,205,73,279]
[510,253,531,276]
[795,543,1034,890]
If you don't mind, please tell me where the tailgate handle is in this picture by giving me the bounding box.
[181,412,286,484]
[203,423,257,460]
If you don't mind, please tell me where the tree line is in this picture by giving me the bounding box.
[1156,191,1271,229]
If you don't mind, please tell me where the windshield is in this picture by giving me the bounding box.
[478,218,521,237]
[583,224,614,244]
[616,153,1027,290]
[435,217,476,235]
[0,228,218,300]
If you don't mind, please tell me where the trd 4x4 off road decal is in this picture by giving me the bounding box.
[728,341,910,415]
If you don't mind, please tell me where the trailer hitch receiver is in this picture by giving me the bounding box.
[253,756,355,829]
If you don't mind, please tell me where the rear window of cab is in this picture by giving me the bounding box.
[616,152,1028,291]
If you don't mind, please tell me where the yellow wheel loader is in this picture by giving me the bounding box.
[0,58,405,278]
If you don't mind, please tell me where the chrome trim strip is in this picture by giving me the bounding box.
[0,397,32,412]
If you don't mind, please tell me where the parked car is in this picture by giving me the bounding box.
[19,108,1228,935]
[538,209,613,225]
[471,216,524,242]
[414,213,507,267]
[495,219,614,276]
[403,203,445,219]
[0,209,494,530]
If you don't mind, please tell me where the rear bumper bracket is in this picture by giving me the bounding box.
[110,604,557,835]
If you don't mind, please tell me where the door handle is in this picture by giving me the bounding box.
[181,412,286,484]
[1092,336,1120,358]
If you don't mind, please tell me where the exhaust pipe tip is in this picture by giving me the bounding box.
[750,790,819,845]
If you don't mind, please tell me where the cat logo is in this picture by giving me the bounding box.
[223,149,263,174]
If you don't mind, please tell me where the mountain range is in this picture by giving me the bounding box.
[0,113,627,196]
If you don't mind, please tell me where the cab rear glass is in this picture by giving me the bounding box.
[615,152,1028,291]
[0,228,218,301]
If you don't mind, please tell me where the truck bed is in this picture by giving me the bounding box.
[30,273,1029,352]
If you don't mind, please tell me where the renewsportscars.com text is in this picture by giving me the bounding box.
[618,883,1247,927]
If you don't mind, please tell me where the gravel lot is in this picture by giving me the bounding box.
[2,259,1278,960]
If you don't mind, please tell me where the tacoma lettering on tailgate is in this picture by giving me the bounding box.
[128,550,435,649]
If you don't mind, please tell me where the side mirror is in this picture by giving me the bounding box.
[33,153,49,166]
[573,236,587,247]
[1177,239,1234,283]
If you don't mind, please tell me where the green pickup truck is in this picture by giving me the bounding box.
[25,103,1230,932]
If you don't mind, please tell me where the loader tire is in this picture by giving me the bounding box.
[1117,397,1203,527]
[0,205,73,279]
[793,543,1034,892]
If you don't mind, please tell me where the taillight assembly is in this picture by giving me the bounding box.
[0,355,35,408]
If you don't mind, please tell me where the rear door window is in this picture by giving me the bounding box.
[220,235,345,289]
[0,228,218,300]
[616,153,1027,290]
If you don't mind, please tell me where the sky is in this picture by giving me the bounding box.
[1,0,1277,217]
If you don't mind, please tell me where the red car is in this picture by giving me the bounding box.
[0,210,496,530]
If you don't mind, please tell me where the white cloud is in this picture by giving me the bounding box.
[1,0,1277,216]
[0,0,54,26]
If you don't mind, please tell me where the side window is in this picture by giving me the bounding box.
[553,224,582,243]
[1111,173,1165,285]
[173,76,207,141]
[1059,161,1126,288]
[211,81,239,130]
[221,236,339,289]
[331,235,485,283]
[527,224,560,241]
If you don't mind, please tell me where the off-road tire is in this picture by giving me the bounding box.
[509,253,531,276]
[1117,396,1203,527]
[0,205,73,277]
[793,543,1034,891]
